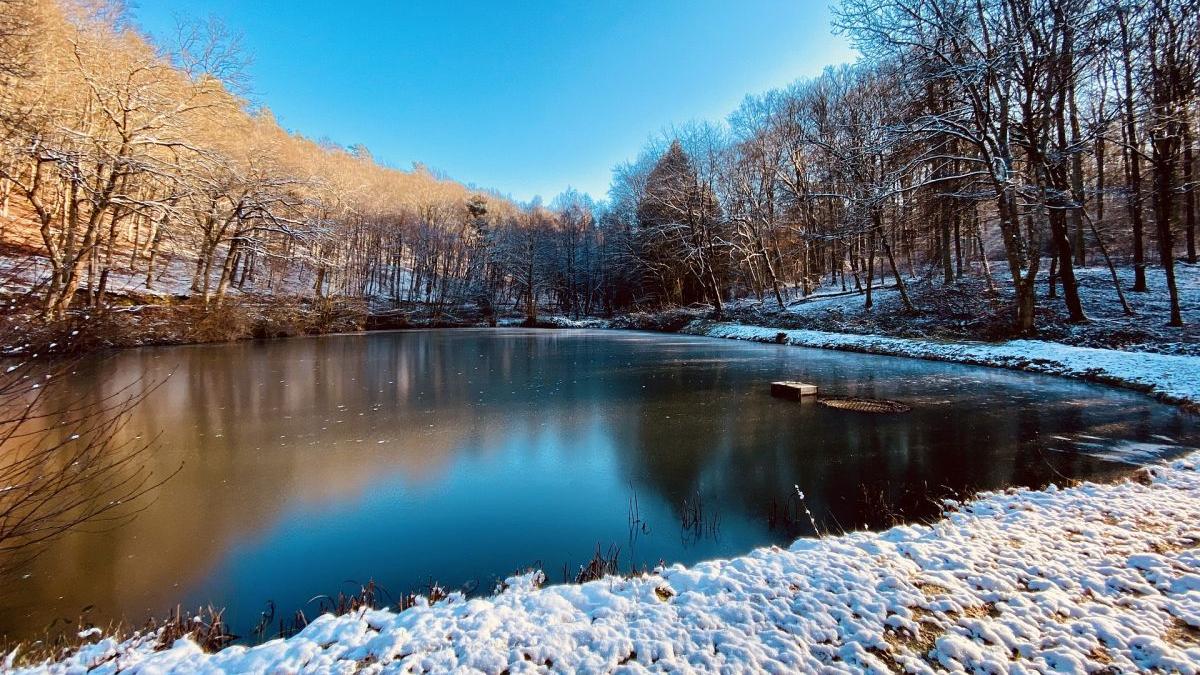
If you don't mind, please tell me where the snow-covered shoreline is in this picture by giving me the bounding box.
[14,452,1200,673]
[681,320,1200,411]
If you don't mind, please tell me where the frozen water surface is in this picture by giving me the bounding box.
[0,328,1195,641]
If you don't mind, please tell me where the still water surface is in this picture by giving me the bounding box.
[1,329,1196,640]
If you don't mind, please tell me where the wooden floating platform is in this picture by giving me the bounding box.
[770,381,818,400]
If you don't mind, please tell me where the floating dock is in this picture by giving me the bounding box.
[770,381,818,400]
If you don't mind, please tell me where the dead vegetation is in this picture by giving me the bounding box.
[569,544,623,584]
[0,294,369,356]
[0,578,454,668]
[1,605,234,669]
[1165,618,1200,648]
[878,605,943,670]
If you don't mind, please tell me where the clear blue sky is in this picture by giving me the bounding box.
[131,1,857,202]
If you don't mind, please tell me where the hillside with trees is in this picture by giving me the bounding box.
[0,0,532,346]
[1,0,1196,354]
[600,0,1196,349]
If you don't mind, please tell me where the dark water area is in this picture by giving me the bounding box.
[1,328,1195,642]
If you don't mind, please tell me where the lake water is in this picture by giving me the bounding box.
[1,328,1196,642]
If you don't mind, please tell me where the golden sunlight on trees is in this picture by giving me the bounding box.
[0,0,541,331]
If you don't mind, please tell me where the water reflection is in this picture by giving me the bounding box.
[1,329,1195,641]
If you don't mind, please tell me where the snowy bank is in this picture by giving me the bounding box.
[683,320,1200,411]
[13,452,1200,673]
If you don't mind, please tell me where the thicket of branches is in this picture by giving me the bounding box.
[0,356,171,573]
[1,0,1196,336]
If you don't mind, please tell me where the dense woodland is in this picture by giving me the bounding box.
[0,0,1197,338]
[603,0,1198,332]
[0,0,526,321]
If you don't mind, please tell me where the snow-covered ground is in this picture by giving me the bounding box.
[685,321,1200,410]
[0,249,317,301]
[12,451,1200,673]
[725,263,1199,357]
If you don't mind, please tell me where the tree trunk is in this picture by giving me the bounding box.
[1086,211,1133,316]
[864,228,876,310]
[878,219,912,311]
[1049,210,1086,321]
[1015,278,1036,334]
[1153,142,1183,326]
[214,238,242,307]
[1120,8,1149,292]
[1069,77,1087,266]
[1184,120,1197,263]
[941,214,953,284]
[975,210,996,294]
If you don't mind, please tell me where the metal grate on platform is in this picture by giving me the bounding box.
[817,396,912,414]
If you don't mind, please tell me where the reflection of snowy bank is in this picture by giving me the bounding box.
[684,321,1200,410]
[1051,437,1185,466]
[19,452,1200,672]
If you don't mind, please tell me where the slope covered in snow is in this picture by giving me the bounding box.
[723,263,1199,357]
[12,450,1200,673]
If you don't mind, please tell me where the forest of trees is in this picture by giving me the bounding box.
[1,0,1196,336]
[0,0,529,319]
[601,0,1198,332]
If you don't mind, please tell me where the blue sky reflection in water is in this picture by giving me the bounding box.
[0,329,1196,640]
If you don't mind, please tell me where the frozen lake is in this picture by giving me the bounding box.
[1,328,1196,641]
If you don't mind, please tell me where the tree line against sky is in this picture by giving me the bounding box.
[1,0,1196,333]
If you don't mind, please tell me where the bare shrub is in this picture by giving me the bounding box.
[186,301,254,343]
[0,358,175,575]
[570,544,622,583]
